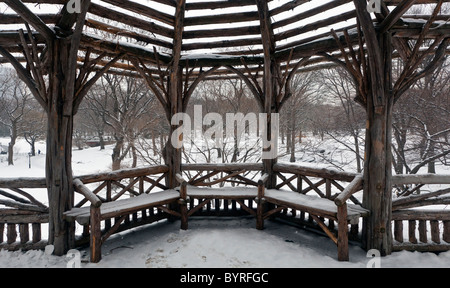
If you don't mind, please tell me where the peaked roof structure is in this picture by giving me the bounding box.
[1,0,449,80]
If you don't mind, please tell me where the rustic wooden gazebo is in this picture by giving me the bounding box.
[0,0,449,262]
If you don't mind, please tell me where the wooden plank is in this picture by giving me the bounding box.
[273,163,357,182]
[264,189,369,220]
[77,165,169,184]
[392,174,450,185]
[186,186,258,199]
[0,213,48,224]
[182,163,263,172]
[392,210,450,221]
[3,0,55,41]
[0,178,47,189]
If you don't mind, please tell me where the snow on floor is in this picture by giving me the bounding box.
[1,138,450,269]
[1,217,450,268]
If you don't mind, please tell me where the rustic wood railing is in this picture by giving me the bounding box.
[271,163,364,242]
[1,162,449,256]
[72,165,170,246]
[0,177,48,251]
[391,174,450,252]
[181,163,263,217]
[181,162,366,244]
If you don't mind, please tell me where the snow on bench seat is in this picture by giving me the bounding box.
[64,190,180,225]
[186,185,259,199]
[264,189,369,224]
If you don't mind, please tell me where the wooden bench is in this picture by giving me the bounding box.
[256,174,369,261]
[176,173,265,230]
[64,179,183,263]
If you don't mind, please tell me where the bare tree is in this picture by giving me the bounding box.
[85,74,158,170]
[392,53,450,174]
[0,70,32,165]
[22,99,46,156]
[317,68,366,172]
[281,72,320,163]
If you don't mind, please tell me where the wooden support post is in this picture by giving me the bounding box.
[443,221,450,243]
[19,223,29,244]
[7,223,16,244]
[256,182,265,230]
[337,204,349,261]
[179,181,188,230]
[90,204,102,263]
[32,223,41,243]
[394,220,403,243]
[352,0,394,256]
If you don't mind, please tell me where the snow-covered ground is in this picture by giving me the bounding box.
[0,137,449,269]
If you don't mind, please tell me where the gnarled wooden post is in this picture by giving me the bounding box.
[0,0,122,255]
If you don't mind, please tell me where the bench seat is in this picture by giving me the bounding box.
[64,190,180,225]
[186,185,259,199]
[256,180,369,261]
[64,188,181,263]
[264,189,369,224]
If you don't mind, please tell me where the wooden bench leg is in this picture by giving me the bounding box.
[256,184,265,230]
[180,200,188,230]
[337,204,349,261]
[90,205,102,263]
[179,183,188,230]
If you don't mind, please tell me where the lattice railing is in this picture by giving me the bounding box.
[72,165,170,245]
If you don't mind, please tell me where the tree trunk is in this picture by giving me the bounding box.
[111,135,124,171]
[7,121,17,165]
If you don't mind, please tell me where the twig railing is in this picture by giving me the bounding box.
[391,174,450,252]
[72,165,170,245]
[271,163,364,241]
[2,163,449,255]
[0,177,48,251]
[181,163,263,217]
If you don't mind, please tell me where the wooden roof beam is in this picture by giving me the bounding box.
[0,14,59,25]
[100,0,175,26]
[272,0,353,30]
[275,10,357,42]
[378,0,417,34]
[3,0,55,40]
[87,2,173,39]
[80,33,170,64]
[184,11,259,26]
[84,18,172,50]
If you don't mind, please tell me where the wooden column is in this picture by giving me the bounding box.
[256,0,278,189]
[353,0,393,256]
[163,0,186,189]
[0,0,120,255]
